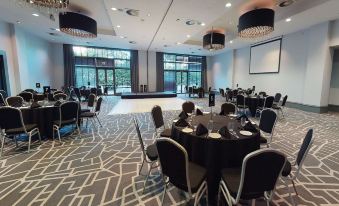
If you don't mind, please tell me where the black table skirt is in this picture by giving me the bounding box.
[171,115,260,205]
[21,107,59,138]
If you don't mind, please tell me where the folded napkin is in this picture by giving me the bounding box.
[179,111,188,119]
[196,123,208,136]
[175,119,189,127]
[30,101,41,109]
[218,126,231,138]
[236,114,248,121]
[196,108,203,116]
[54,100,62,107]
[243,122,258,133]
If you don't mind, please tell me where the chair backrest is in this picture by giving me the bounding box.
[95,97,103,113]
[263,96,274,108]
[236,94,245,106]
[0,90,7,99]
[18,92,34,102]
[274,93,282,103]
[53,93,67,101]
[281,95,288,107]
[88,94,96,107]
[156,138,192,194]
[259,91,266,96]
[90,88,97,95]
[221,103,236,115]
[104,87,109,95]
[6,96,24,107]
[0,107,26,132]
[296,129,314,167]
[57,101,79,126]
[24,89,36,94]
[236,149,286,202]
[220,89,225,97]
[259,109,277,134]
[182,101,195,114]
[53,91,63,95]
[33,94,45,102]
[151,105,165,129]
[133,118,147,159]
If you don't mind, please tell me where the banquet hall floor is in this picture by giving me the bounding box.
[0,95,338,206]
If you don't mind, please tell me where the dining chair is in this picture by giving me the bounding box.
[259,109,278,147]
[33,94,45,102]
[18,92,34,102]
[218,149,286,206]
[151,105,172,138]
[53,90,64,95]
[236,94,248,113]
[273,93,282,105]
[273,95,288,118]
[256,96,275,116]
[220,103,236,115]
[282,129,314,206]
[53,101,81,142]
[6,96,24,107]
[81,97,103,128]
[53,93,67,101]
[156,138,208,206]
[0,107,41,156]
[133,118,159,193]
[182,101,195,114]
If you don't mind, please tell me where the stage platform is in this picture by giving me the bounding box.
[121,92,177,99]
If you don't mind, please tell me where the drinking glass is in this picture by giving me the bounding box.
[228,121,234,133]
[241,117,246,127]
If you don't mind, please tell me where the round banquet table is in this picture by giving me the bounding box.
[245,96,265,117]
[171,114,260,205]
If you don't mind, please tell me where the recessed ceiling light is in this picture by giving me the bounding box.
[56,28,60,31]
[230,40,233,44]
[176,42,182,45]
[225,2,232,8]
[201,22,206,26]
[16,20,21,24]
[117,25,121,28]
[147,13,151,17]
[111,7,118,11]
[120,36,126,39]
[30,0,33,3]
[32,13,39,17]
[285,18,292,22]
[186,34,191,38]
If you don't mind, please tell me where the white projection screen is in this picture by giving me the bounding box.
[249,39,282,74]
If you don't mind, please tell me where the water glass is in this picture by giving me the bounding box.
[241,117,246,127]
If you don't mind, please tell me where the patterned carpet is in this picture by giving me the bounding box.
[0,95,338,206]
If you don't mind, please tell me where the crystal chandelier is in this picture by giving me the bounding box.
[16,0,69,13]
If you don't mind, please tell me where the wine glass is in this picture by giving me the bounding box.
[241,117,246,127]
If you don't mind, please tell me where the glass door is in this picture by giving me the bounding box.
[97,68,115,95]
[176,71,188,93]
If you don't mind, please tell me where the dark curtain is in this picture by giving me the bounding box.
[156,52,164,92]
[202,56,208,91]
[130,50,139,93]
[63,44,75,88]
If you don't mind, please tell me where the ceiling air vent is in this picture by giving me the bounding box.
[126,9,139,17]
[278,0,295,7]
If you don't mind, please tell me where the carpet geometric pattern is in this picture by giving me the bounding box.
[0,95,338,206]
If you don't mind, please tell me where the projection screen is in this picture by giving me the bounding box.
[249,38,282,74]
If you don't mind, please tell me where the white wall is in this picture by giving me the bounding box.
[329,49,339,105]
[209,50,234,90]
[50,43,64,90]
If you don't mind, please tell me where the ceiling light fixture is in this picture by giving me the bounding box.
[186,34,191,38]
[16,20,21,24]
[147,13,151,17]
[111,7,118,11]
[176,42,182,45]
[203,28,225,51]
[16,0,69,13]
[230,40,233,44]
[117,25,121,28]
[278,0,294,7]
[225,2,232,8]
[59,12,97,38]
[200,22,206,26]
[32,13,39,16]
[238,8,275,38]
[285,18,292,22]
[120,36,126,39]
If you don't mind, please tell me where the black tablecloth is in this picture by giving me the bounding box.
[245,96,265,117]
[171,115,260,205]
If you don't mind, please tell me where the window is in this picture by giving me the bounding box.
[73,46,131,94]
[163,53,203,93]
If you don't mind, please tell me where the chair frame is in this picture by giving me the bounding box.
[236,94,248,113]
[151,105,168,139]
[256,96,275,116]
[53,93,67,101]
[218,149,286,206]
[220,102,237,115]
[283,129,314,205]
[82,97,103,129]
[157,138,208,206]
[133,118,159,193]
[5,96,24,107]
[52,102,81,142]
[0,107,41,156]
[259,109,278,148]
[0,93,5,106]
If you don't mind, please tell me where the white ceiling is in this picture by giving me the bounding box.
[0,0,338,56]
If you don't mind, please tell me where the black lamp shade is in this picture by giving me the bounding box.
[59,12,97,38]
[203,32,225,51]
[238,8,274,38]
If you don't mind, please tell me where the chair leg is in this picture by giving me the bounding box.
[139,159,145,175]
[14,135,18,147]
[28,133,32,153]
[95,115,102,127]
[37,131,42,144]
[285,180,296,206]
[76,123,81,139]
[0,134,5,157]
[86,118,89,128]
[142,162,153,194]
[57,128,61,143]
[292,180,298,196]
[161,184,167,206]
[217,185,221,206]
